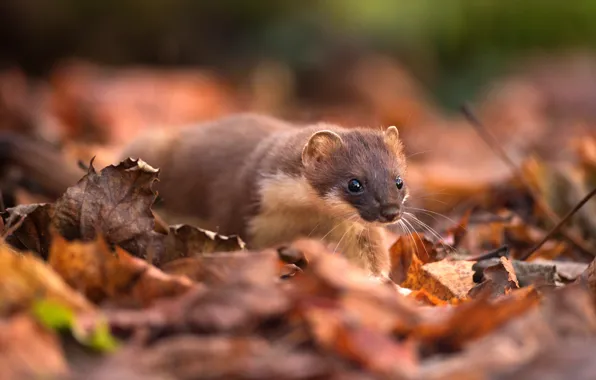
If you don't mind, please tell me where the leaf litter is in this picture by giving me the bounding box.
[5,62,596,379]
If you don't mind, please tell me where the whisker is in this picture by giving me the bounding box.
[333,224,353,254]
[399,219,419,259]
[402,217,430,259]
[405,150,432,160]
[406,188,451,198]
[318,213,359,250]
[307,221,321,238]
[404,212,456,253]
[405,207,463,228]
[404,212,440,238]
[406,197,450,206]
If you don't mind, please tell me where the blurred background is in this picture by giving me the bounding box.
[3,0,596,224]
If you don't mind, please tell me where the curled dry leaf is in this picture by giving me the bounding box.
[1,203,54,259]
[52,157,165,260]
[389,232,443,285]
[417,285,596,379]
[469,256,520,299]
[160,224,246,265]
[402,258,476,301]
[538,259,588,283]
[0,243,94,316]
[49,233,192,307]
[474,257,557,289]
[300,298,418,377]
[0,314,68,379]
[413,287,541,354]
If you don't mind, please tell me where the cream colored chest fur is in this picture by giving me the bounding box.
[247,173,389,276]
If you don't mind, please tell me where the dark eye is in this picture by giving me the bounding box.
[395,176,404,190]
[347,179,364,193]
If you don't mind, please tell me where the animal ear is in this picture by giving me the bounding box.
[384,126,403,152]
[302,130,343,165]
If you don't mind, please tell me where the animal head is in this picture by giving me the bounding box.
[301,125,408,224]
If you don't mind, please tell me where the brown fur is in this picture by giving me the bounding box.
[0,114,407,277]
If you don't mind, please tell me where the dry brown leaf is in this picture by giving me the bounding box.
[300,301,418,377]
[160,224,246,265]
[49,233,192,307]
[474,257,557,289]
[334,324,418,377]
[538,259,588,283]
[403,259,476,301]
[0,243,94,316]
[495,338,596,380]
[389,236,415,284]
[407,289,450,306]
[0,314,68,379]
[288,239,420,313]
[1,203,54,259]
[389,232,445,285]
[469,257,520,299]
[414,287,541,354]
[88,335,331,380]
[52,157,165,260]
[161,249,281,286]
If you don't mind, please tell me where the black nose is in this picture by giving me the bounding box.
[380,205,400,222]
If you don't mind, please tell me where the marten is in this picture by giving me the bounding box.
[0,114,408,278]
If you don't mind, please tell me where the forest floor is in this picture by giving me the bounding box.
[2,55,596,379]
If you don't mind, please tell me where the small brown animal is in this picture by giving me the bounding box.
[0,114,409,277]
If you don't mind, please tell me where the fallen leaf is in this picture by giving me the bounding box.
[99,335,331,380]
[1,203,54,259]
[403,259,476,301]
[299,299,418,377]
[49,233,192,307]
[389,235,415,284]
[0,314,68,379]
[31,299,119,353]
[161,249,281,286]
[537,259,588,282]
[334,324,418,377]
[407,289,450,306]
[473,257,557,289]
[0,242,94,316]
[495,338,596,380]
[469,257,520,299]
[414,288,541,354]
[52,157,165,260]
[160,224,246,265]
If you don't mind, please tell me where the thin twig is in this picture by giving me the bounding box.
[461,103,595,257]
[1,214,25,239]
[466,245,509,262]
[519,187,596,261]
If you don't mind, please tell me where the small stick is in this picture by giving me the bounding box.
[519,187,596,261]
[1,214,25,239]
[466,245,509,262]
[461,103,595,257]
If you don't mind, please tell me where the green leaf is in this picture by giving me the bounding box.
[31,299,75,330]
[31,299,119,353]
